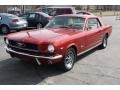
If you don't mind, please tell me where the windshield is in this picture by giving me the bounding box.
[45,16,85,30]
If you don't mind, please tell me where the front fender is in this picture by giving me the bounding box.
[55,42,78,56]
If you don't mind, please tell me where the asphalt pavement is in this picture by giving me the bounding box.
[0,16,120,85]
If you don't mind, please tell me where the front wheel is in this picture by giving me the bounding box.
[59,48,76,71]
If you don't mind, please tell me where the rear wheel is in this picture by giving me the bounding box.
[59,48,76,71]
[36,23,43,29]
[0,25,9,34]
[99,35,108,49]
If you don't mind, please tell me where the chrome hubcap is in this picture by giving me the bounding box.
[65,51,74,69]
[37,24,42,29]
[2,27,8,33]
[103,37,107,47]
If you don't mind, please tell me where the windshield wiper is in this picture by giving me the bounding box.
[59,24,72,29]
[59,26,70,28]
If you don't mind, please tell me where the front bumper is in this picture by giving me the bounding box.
[5,46,63,60]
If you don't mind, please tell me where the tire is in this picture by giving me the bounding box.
[36,23,43,29]
[59,48,76,71]
[99,35,108,49]
[0,25,9,34]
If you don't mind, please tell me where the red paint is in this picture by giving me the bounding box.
[5,15,112,64]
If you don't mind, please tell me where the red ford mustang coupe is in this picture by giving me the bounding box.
[4,14,112,71]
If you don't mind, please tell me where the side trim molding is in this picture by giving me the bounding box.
[77,42,102,56]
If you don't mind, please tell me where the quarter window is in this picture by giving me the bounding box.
[87,18,101,30]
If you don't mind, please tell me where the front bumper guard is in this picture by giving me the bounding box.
[5,46,63,60]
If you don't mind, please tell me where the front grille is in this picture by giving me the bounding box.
[9,40,38,52]
[9,46,40,55]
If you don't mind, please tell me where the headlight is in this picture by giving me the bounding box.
[5,38,9,45]
[48,44,55,52]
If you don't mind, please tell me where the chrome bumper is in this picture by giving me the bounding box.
[5,46,63,60]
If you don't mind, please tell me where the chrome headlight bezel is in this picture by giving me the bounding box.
[48,44,55,53]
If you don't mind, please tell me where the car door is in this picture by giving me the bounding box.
[85,18,102,49]
[71,17,87,53]
[27,13,39,27]
[40,15,48,26]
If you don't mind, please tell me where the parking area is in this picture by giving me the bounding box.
[0,16,120,85]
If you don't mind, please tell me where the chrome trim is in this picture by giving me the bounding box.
[9,44,39,52]
[77,42,102,56]
[5,46,63,60]
[35,58,41,65]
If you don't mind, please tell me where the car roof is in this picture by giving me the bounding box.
[55,14,98,19]
[76,11,94,15]
[35,12,45,14]
[36,12,51,17]
[0,13,17,17]
[46,6,75,9]
[25,12,50,16]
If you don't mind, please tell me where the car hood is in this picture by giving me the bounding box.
[7,28,79,44]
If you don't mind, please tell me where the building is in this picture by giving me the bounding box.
[0,5,8,13]
[0,5,120,14]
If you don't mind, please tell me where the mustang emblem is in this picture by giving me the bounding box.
[16,42,26,48]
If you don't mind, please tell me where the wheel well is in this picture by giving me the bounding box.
[0,24,9,29]
[69,45,77,55]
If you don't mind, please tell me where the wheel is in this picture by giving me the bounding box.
[0,25,9,34]
[59,48,76,71]
[99,35,108,49]
[36,23,42,29]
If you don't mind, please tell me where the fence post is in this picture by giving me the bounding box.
[116,11,120,20]
[100,11,102,18]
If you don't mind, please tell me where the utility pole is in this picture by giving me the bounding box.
[21,5,25,14]
[86,5,90,11]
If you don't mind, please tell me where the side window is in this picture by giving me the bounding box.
[36,14,41,20]
[56,9,65,15]
[72,17,85,30]
[65,9,72,14]
[87,18,101,30]
[28,13,36,19]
